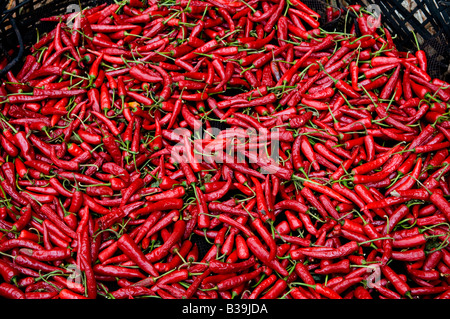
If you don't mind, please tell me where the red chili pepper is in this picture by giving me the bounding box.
[430,192,450,223]
[0,259,19,284]
[0,238,43,253]
[0,134,18,157]
[380,264,412,297]
[117,233,159,277]
[10,205,32,233]
[292,240,359,260]
[0,283,25,299]
[0,177,28,206]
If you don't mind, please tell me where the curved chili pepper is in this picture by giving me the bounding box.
[0,283,25,299]
[117,233,159,277]
[0,259,19,284]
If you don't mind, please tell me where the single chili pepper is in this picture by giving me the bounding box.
[209,257,256,275]
[12,131,35,162]
[10,204,32,233]
[373,200,405,232]
[0,176,29,206]
[0,238,43,253]
[250,217,277,261]
[208,202,257,219]
[88,49,104,82]
[119,177,143,208]
[93,263,145,279]
[158,240,193,273]
[20,246,71,262]
[301,282,342,299]
[353,286,373,299]
[40,204,77,239]
[49,147,78,171]
[298,187,328,221]
[370,280,402,299]
[144,187,184,203]
[58,288,90,300]
[330,276,365,296]
[248,273,278,299]
[0,134,18,157]
[145,219,185,263]
[248,5,277,23]
[363,63,399,79]
[292,240,359,260]
[429,192,450,223]
[380,264,412,297]
[411,286,450,297]
[0,259,19,284]
[257,278,287,299]
[14,253,69,275]
[215,267,264,292]
[391,248,426,262]
[0,282,25,299]
[422,250,443,271]
[109,285,155,299]
[117,233,159,277]
[299,135,320,171]
[246,236,289,277]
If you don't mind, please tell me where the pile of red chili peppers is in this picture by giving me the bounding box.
[0,0,449,300]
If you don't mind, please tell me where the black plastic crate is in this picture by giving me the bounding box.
[352,0,450,81]
[0,0,107,77]
[302,0,343,29]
